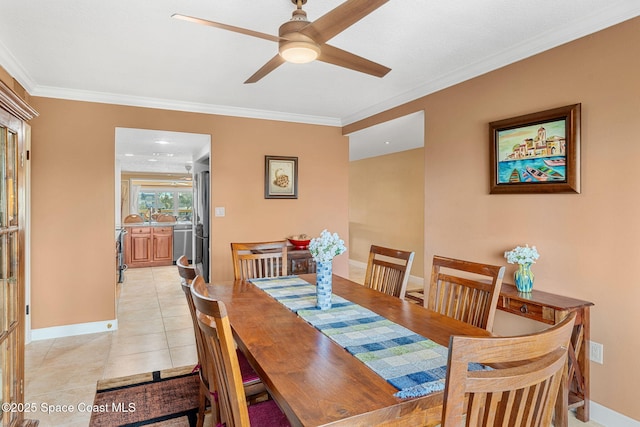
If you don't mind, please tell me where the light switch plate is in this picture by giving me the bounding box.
[214,207,225,217]
[589,341,603,364]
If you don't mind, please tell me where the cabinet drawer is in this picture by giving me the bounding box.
[499,297,556,324]
[154,226,173,234]
[129,227,151,234]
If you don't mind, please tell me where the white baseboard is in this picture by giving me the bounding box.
[591,401,640,426]
[349,259,424,290]
[31,319,118,341]
[348,258,367,269]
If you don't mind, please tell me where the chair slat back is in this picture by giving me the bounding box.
[442,312,576,427]
[191,277,251,427]
[176,260,217,423]
[427,255,505,331]
[231,241,288,280]
[177,255,198,284]
[363,245,415,299]
[123,213,144,223]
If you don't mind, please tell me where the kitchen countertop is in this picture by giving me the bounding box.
[121,221,192,228]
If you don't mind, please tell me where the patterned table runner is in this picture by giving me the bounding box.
[250,276,479,398]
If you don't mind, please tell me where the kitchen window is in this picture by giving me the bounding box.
[138,189,192,221]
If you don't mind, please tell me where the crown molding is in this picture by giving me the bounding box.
[29,85,342,127]
[2,3,638,128]
[341,2,640,126]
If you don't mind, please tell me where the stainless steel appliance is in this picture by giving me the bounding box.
[116,228,127,283]
[194,169,210,282]
[173,222,193,263]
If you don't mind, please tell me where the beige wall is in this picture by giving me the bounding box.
[28,99,349,329]
[15,14,640,421]
[349,148,424,278]
[346,17,640,421]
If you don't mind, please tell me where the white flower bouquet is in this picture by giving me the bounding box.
[504,244,540,265]
[308,229,346,263]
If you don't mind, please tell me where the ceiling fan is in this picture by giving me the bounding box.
[172,0,391,84]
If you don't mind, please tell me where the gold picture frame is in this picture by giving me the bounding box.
[265,155,298,199]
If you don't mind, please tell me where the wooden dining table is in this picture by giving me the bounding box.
[204,274,491,426]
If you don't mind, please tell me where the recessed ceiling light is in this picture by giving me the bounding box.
[384,141,391,145]
[148,159,158,162]
[155,140,170,145]
[124,153,134,157]
[152,152,174,157]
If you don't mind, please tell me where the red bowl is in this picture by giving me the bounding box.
[288,238,311,250]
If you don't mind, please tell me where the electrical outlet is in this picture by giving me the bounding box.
[589,341,603,364]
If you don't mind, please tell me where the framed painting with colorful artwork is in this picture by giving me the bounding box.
[489,104,581,194]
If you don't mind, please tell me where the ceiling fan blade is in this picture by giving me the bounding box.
[244,55,286,84]
[172,13,283,43]
[300,0,390,44]
[317,44,390,78]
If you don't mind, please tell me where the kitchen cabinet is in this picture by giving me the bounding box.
[125,225,173,268]
[128,227,152,264]
[152,226,173,263]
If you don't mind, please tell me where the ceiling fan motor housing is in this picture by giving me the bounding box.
[278,19,320,63]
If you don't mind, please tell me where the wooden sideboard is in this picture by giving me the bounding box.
[288,249,316,275]
[497,283,594,425]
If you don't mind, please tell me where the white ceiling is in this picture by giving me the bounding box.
[349,111,424,161]
[1,1,638,168]
[115,128,210,173]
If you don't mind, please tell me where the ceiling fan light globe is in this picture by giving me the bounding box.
[279,41,320,64]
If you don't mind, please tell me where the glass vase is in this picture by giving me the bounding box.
[514,263,534,293]
[316,261,333,310]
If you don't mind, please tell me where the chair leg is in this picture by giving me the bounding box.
[196,389,206,427]
[187,409,198,427]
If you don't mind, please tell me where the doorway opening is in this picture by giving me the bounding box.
[346,111,425,287]
[114,128,211,281]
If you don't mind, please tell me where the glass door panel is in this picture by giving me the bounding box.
[6,232,17,328]
[0,338,5,424]
[5,132,17,227]
[0,234,5,334]
[0,129,5,228]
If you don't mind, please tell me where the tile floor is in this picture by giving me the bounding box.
[24,264,602,426]
[25,266,198,426]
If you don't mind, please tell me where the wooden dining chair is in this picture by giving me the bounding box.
[363,245,415,299]
[176,261,266,427]
[191,277,291,427]
[231,240,288,280]
[156,213,177,222]
[123,213,144,223]
[177,255,198,285]
[441,312,577,427]
[426,255,505,331]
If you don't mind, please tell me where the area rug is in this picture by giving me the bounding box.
[89,365,200,427]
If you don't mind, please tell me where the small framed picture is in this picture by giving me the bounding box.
[489,104,581,194]
[265,155,298,199]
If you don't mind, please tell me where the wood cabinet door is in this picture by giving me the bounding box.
[152,227,173,262]
[130,232,152,263]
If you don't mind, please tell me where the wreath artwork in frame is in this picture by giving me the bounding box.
[265,155,298,199]
[490,104,581,194]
